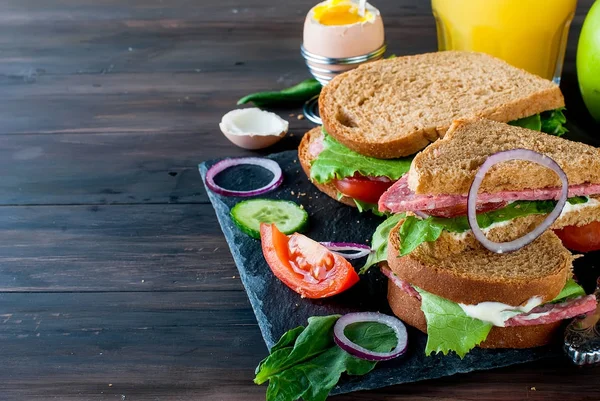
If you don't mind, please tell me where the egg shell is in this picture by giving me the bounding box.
[219,108,288,150]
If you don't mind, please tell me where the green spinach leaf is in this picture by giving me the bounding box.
[256,316,398,401]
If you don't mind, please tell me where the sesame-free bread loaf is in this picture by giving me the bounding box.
[386,220,573,306]
[319,51,564,159]
[407,118,600,194]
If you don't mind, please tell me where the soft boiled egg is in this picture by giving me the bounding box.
[303,0,385,61]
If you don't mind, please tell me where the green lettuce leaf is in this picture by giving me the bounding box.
[360,213,406,274]
[398,216,445,256]
[352,198,386,216]
[310,132,413,184]
[415,278,584,358]
[508,108,568,136]
[567,196,588,205]
[540,108,568,136]
[551,279,586,303]
[398,200,559,256]
[509,114,542,131]
[416,286,493,358]
[256,316,397,401]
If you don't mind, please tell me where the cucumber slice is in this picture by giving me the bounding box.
[230,199,309,239]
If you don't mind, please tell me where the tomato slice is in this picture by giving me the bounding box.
[426,201,508,218]
[554,221,600,252]
[259,223,360,298]
[333,174,394,204]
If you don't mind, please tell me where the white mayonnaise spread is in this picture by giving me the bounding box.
[459,296,544,327]
[559,197,598,218]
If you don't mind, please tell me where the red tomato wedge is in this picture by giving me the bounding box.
[333,175,394,204]
[554,221,600,252]
[426,201,508,218]
[259,223,360,299]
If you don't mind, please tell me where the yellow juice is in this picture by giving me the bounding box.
[431,0,577,82]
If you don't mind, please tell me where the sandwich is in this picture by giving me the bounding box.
[365,118,600,357]
[299,51,569,213]
[383,229,597,357]
[377,118,600,255]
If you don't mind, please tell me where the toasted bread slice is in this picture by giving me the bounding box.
[387,278,562,349]
[319,51,564,159]
[298,127,356,208]
[408,118,600,194]
[387,220,573,306]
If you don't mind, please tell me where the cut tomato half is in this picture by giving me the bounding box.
[259,223,360,298]
[333,174,394,204]
[554,221,600,252]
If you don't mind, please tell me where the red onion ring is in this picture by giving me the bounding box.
[320,242,372,260]
[333,312,408,361]
[467,149,568,254]
[413,211,430,219]
[205,157,283,197]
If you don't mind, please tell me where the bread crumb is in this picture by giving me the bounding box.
[300,204,304,209]
[109,384,113,387]
[291,191,295,195]
[232,276,236,279]
[530,387,536,391]
[297,115,304,120]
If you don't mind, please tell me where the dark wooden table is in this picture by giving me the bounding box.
[1,1,599,400]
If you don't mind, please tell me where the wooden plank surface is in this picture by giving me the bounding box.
[0,0,599,400]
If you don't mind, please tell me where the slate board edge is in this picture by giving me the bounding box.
[199,162,277,350]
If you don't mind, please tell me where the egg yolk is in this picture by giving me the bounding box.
[313,0,372,26]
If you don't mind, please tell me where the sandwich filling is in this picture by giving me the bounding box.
[383,267,598,357]
[390,197,599,256]
[309,129,413,214]
[379,175,600,215]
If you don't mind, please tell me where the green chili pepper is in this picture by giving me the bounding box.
[237,78,322,108]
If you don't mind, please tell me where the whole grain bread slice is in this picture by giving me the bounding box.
[319,51,564,159]
[387,219,573,306]
[387,278,563,349]
[298,127,356,207]
[408,118,600,194]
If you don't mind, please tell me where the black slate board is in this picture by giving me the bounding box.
[197,150,584,396]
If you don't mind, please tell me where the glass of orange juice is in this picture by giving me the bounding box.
[431,0,577,83]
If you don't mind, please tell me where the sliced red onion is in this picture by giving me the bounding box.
[320,242,372,260]
[333,312,408,361]
[468,149,568,254]
[205,157,283,197]
[413,211,430,219]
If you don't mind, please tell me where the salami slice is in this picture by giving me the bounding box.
[504,294,598,327]
[379,175,600,214]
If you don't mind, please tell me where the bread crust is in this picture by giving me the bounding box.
[387,221,572,306]
[298,127,356,208]
[387,280,563,349]
[408,118,600,194]
[319,51,564,159]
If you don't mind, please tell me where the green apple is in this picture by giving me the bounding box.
[578,0,600,122]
